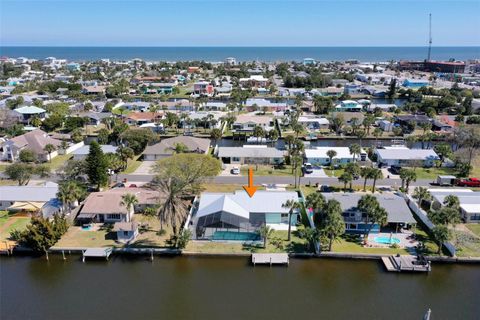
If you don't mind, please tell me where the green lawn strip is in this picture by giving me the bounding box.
[0,216,31,241]
[0,165,8,172]
[240,164,294,176]
[324,168,345,177]
[465,224,480,237]
[46,154,73,171]
[122,155,143,174]
[410,167,458,180]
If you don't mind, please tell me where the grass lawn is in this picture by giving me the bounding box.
[0,180,17,186]
[465,224,480,237]
[471,155,480,177]
[122,155,143,174]
[410,167,458,180]
[46,154,73,171]
[324,168,345,177]
[201,184,265,193]
[54,214,174,249]
[0,164,8,172]
[185,228,311,254]
[240,164,294,177]
[0,211,31,241]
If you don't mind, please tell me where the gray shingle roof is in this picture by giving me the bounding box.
[322,193,416,224]
[143,136,210,156]
[0,183,59,202]
[217,146,285,158]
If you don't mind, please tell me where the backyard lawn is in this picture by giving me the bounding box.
[0,211,31,241]
[185,228,311,254]
[465,224,480,237]
[410,167,458,180]
[54,214,174,249]
[46,154,73,171]
[122,155,143,174]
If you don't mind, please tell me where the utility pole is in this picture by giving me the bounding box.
[427,13,432,61]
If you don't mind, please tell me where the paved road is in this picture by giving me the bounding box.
[118,173,435,187]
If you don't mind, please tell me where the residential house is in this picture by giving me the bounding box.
[125,112,164,126]
[244,98,287,112]
[192,190,300,240]
[232,114,275,132]
[303,58,316,66]
[72,144,118,160]
[304,146,367,166]
[297,116,330,131]
[394,114,432,127]
[0,182,59,216]
[320,193,416,234]
[239,75,269,88]
[82,86,106,95]
[76,188,160,223]
[217,145,285,165]
[193,81,214,96]
[0,129,62,162]
[142,136,210,161]
[429,189,480,223]
[402,79,430,88]
[14,106,46,124]
[334,100,363,112]
[375,146,440,167]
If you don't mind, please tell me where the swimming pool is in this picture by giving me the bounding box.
[213,231,260,241]
[81,225,92,231]
[373,236,400,245]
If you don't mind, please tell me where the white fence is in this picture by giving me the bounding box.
[400,192,456,256]
[59,141,84,155]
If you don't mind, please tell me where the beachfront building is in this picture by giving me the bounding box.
[216,145,286,165]
[334,100,363,112]
[375,146,439,167]
[142,136,210,161]
[304,146,367,166]
[429,189,480,223]
[192,190,300,240]
[77,188,160,223]
[303,58,316,66]
[320,193,416,234]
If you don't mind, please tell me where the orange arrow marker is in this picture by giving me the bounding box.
[243,167,258,198]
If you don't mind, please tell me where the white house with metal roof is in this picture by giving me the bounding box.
[429,189,480,223]
[192,190,300,241]
[0,182,60,215]
[304,146,367,166]
[216,145,286,165]
[375,146,439,167]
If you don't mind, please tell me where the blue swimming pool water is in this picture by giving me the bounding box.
[373,236,400,245]
[81,225,92,231]
[213,231,260,241]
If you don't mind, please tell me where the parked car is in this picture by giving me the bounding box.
[302,163,314,174]
[317,184,332,193]
[456,178,480,187]
[389,165,402,175]
[129,184,138,188]
[230,167,240,175]
[112,182,126,189]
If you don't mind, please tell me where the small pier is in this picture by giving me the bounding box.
[382,255,431,273]
[252,253,289,266]
[82,247,113,262]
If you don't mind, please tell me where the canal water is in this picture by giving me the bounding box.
[1,256,478,320]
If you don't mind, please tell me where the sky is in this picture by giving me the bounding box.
[1,0,479,46]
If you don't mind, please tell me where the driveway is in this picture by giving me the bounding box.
[220,163,242,176]
[304,168,328,178]
[381,168,400,179]
[134,161,156,175]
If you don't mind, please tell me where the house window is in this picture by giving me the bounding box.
[349,224,357,230]
[233,157,240,162]
[281,213,289,224]
[123,231,129,236]
[470,214,480,221]
[107,214,121,220]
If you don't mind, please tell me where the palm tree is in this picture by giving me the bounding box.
[268,129,279,147]
[298,227,320,252]
[338,172,353,192]
[399,168,417,192]
[173,142,189,154]
[431,225,450,255]
[372,128,383,145]
[326,149,337,169]
[43,144,56,162]
[117,146,134,170]
[360,167,372,192]
[370,168,383,193]
[57,181,84,214]
[253,125,265,144]
[358,194,388,238]
[443,195,460,209]
[413,187,432,206]
[210,128,222,146]
[345,162,360,190]
[282,200,301,241]
[120,193,139,221]
[156,178,189,236]
[349,143,361,162]
[258,224,274,248]
[305,192,326,216]
[312,199,344,251]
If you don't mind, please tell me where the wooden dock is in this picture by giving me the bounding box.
[82,247,113,262]
[252,253,289,266]
[382,255,431,273]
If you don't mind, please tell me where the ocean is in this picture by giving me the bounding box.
[1,46,479,62]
